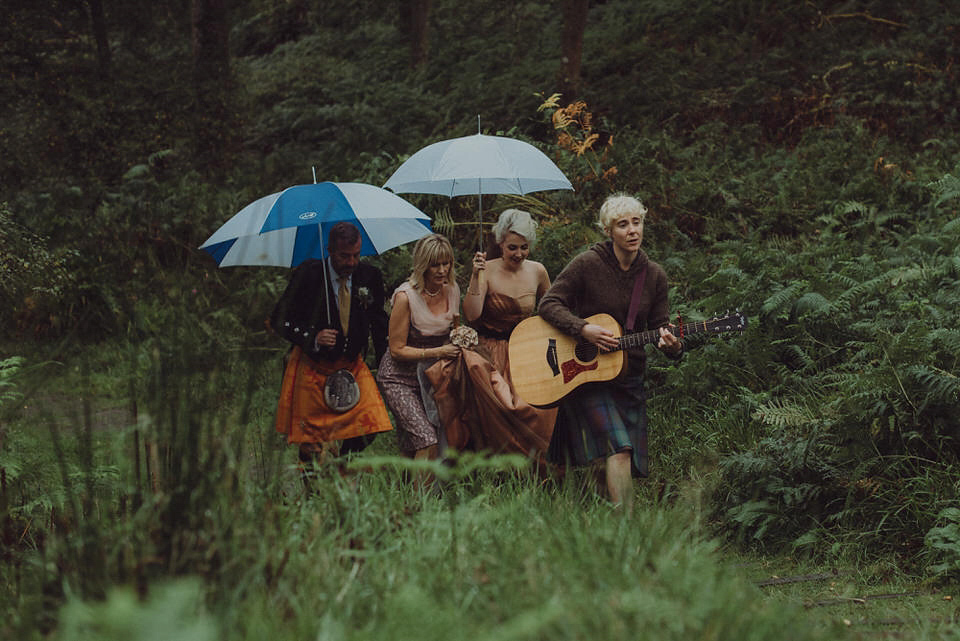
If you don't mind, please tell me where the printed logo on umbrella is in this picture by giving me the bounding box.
[299,211,318,220]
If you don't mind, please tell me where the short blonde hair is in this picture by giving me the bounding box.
[409,233,456,291]
[598,194,647,232]
[492,209,538,248]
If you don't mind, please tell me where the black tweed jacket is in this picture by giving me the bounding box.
[270,259,389,365]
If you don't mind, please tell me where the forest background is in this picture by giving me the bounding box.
[2,0,960,639]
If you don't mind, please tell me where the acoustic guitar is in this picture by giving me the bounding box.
[508,312,747,407]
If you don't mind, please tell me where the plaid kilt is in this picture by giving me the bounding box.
[547,374,648,477]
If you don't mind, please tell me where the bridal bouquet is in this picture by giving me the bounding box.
[449,325,479,348]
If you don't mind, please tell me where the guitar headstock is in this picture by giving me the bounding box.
[704,311,748,334]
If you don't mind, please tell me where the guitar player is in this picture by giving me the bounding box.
[538,194,683,510]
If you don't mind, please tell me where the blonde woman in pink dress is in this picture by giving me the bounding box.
[377,233,461,460]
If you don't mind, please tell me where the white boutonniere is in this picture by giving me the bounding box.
[356,286,373,310]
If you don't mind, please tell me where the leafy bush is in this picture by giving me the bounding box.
[0,205,79,337]
[699,166,960,558]
[926,507,960,581]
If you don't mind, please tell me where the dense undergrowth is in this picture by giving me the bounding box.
[3,0,960,636]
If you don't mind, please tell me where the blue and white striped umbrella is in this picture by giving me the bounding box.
[200,182,433,267]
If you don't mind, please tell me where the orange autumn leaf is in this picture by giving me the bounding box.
[573,133,599,156]
[537,93,563,112]
[552,109,574,129]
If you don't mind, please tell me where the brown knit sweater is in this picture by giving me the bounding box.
[537,241,674,375]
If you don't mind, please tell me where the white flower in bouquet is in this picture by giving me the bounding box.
[450,325,479,348]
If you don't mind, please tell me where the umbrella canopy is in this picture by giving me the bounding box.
[200,182,433,267]
[383,133,573,197]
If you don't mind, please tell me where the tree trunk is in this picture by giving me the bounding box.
[191,0,230,85]
[87,0,111,76]
[401,0,432,67]
[559,0,589,95]
[190,0,232,174]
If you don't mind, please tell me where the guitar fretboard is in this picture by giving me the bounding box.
[618,316,744,350]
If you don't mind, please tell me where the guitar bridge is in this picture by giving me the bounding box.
[546,339,559,377]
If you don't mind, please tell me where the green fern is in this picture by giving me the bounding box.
[926,507,960,579]
[776,343,817,373]
[928,328,960,356]
[791,291,831,318]
[941,216,960,235]
[835,200,873,216]
[432,206,456,237]
[761,280,808,319]
[751,398,817,429]
[904,365,960,406]
[928,172,960,207]
[431,206,481,240]
[0,356,24,409]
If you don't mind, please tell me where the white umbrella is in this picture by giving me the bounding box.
[383,133,573,197]
[383,130,573,247]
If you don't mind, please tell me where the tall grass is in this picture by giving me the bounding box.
[0,342,831,641]
[52,469,831,641]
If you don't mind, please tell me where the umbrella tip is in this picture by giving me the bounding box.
[477,114,481,134]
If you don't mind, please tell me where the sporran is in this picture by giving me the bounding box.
[324,368,360,413]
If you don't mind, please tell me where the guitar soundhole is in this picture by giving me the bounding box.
[574,341,598,362]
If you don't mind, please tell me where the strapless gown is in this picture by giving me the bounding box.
[427,291,557,463]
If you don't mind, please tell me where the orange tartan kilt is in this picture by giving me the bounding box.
[275,346,393,444]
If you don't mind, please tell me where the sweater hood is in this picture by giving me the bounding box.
[590,240,649,274]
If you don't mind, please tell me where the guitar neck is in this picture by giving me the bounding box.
[618,321,707,350]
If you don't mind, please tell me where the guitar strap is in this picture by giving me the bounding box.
[625,264,648,331]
